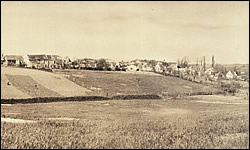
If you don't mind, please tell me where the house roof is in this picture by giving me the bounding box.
[75,58,97,64]
[48,55,61,60]
[46,55,52,59]
[167,64,177,69]
[206,68,214,71]
[215,72,225,76]
[27,54,62,61]
[4,55,24,61]
[226,71,238,76]
[28,54,48,60]
[226,71,233,75]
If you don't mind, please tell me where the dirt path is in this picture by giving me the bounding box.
[190,95,249,105]
[1,117,37,123]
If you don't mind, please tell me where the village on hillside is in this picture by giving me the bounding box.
[1,53,249,85]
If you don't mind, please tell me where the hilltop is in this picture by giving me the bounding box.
[53,69,221,97]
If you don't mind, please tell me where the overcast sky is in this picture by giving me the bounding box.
[1,1,249,64]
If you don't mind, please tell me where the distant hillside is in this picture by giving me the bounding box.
[54,69,222,97]
[1,67,224,100]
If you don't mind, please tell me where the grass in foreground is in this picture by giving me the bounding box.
[1,97,249,149]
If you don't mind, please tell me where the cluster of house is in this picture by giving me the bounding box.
[121,59,168,72]
[1,53,248,82]
[1,54,25,67]
[1,54,67,69]
[0,53,167,72]
[163,64,247,82]
[72,58,168,72]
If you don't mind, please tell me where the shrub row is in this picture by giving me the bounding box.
[190,91,224,96]
[1,91,227,104]
[1,96,109,104]
[111,94,162,100]
[1,94,162,104]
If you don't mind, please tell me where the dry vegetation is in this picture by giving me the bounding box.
[5,74,62,98]
[1,74,32,99]
[54,69,222,97]
[1,67,248,149]
[1,67,91,99]
[1,67,225,100]
[1,97,249,149]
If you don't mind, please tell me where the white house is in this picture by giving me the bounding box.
[167,64,178,71]
[233,71,238,77]
[226,71,234,79]
[141,64,153,72]
[126,64,138,71]
[205,68,214,76]
[154,63,162,73]
[23,55,31,67]
[3,55,24,66]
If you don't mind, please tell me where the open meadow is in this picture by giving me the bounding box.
[2,67,222,100]
[53,69,222,97]
[1,95,249,149]
[1,67,249,149]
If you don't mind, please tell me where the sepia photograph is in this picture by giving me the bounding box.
[1,1,249,149]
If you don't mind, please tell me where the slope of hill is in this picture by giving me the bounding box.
[1,74,32,99]
[54,69,221,97]
[1,67,91,99]
[1,67,223,100]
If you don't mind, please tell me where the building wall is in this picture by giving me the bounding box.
[5,59,21,66]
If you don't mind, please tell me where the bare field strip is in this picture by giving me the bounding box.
[5,74,62,98]
[1,67,91,98]
[1,118,37,124]
[195,100,249,105]
[1,74,32,99]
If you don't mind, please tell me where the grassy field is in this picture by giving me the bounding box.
[1,95,249,149]
[1,67,248,148]
[1,74,32,99]
[2,67,222,99]
[53,69,222,97]
[1,67,90,99]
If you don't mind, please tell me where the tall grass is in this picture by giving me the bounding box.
[1,111,248,149]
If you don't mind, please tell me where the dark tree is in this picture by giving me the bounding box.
[97,59,108,70]
[179,57,190,68]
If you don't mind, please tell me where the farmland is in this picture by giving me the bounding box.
[2,67,222,99]
[1,67,249,149]
[1,95,249,149]
[1,67,91,99]
[53,69,221,97]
